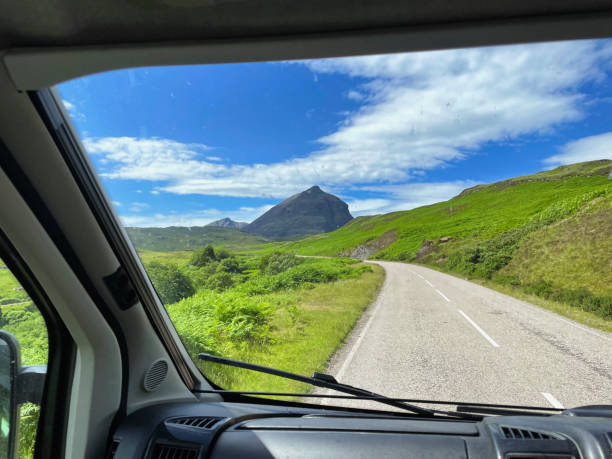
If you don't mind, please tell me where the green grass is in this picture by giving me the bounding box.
[163,255,384,394]
[0,262,29,305]
[137,249,193,265]
[192,264,385,394]
[126,226,269,251]
[476,279,612,333]
[282,162,611,260]
[500,194,612,296]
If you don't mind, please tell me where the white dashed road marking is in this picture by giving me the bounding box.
[435,289,451,302]
[425,280,434,287]
[541,392,564,409]
[458,309,500,348]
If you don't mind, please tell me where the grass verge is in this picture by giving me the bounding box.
[476,279,612,334]
[196,264,385,395]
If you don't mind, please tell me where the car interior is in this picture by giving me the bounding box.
[0,0,611,457]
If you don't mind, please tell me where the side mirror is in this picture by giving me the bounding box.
[0,331,20,459]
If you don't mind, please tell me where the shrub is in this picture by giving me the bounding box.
[190,245,216,267]
[206,272,234,292]
[215,249,231,260]
[146,262,195,304]
[493,274,521,287]
[185,263,218,290]
[166,290,273,356]
[520,280,612,320]
[239,259,370,295]
[522,279,554,298]
[216,257,242,274]
[259,251,302,275]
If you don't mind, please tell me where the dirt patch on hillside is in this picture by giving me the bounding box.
[345,230,397,259]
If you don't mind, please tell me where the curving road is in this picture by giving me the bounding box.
[318,261,612,411]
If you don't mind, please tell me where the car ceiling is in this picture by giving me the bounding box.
[1,0,612,49]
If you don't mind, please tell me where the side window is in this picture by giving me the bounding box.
[0,257,48,459]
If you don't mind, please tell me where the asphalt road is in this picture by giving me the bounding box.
[317,261,612,411]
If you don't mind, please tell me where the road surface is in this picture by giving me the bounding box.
[317,261,612,411]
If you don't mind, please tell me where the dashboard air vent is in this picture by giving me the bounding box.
[150,443,198,459]
[501,426,563,440]
[167,416,225,430]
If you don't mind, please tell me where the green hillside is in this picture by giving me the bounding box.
[125,226,268,251]
[281,160,612,318]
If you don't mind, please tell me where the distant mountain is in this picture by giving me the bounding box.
[206,217,249,230]
[125,226,267,251]
[246,186,353,240]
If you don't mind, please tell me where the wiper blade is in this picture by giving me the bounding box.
[199,353,437,417]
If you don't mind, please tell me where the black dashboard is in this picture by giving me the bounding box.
[110,400,612,458]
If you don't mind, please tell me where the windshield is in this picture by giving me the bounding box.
[57,39,612,411]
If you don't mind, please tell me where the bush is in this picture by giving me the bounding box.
[185,263,218,290]
[146,262,195,304]
[190,245,216,267]
[520,280,612,320]
[216,257,242,274]
[166,290,273,356]
[522,279,554,298]
[259,251,302,275]
[446,226,527,279]
[240,259,370,295]
[493,274,521,287]
[215,249,231,260]
[206,272,235,292]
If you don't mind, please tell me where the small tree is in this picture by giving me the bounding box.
[146,262,195,304]
[215,248,231,260]
[206,272,234,292]
[259,251,301,275]
[216,257,242,274]
[190,245,216,267]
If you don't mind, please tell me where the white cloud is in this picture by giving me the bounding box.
[112,200,121,207]
[348,180,477,215]
[84,137,216,182]
[129,202,151,212]
[544,132,612,166]
[85,40,612,198]
[206,156,223,162]
[62,100,75,111]
[346,90,364,101]
[347,199,392,215]
[120,204,273,227]
[62,99,85,121]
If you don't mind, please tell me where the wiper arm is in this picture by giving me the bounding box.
[199,353,435,417]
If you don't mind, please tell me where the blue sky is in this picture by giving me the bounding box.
[58,39,612,227]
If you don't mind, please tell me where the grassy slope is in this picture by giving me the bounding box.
[283,161,611,262]
[125,226,268,251]
[499,194,611,296]
[194,264,385,394]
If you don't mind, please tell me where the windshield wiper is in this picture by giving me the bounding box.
[199,353,440,417]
